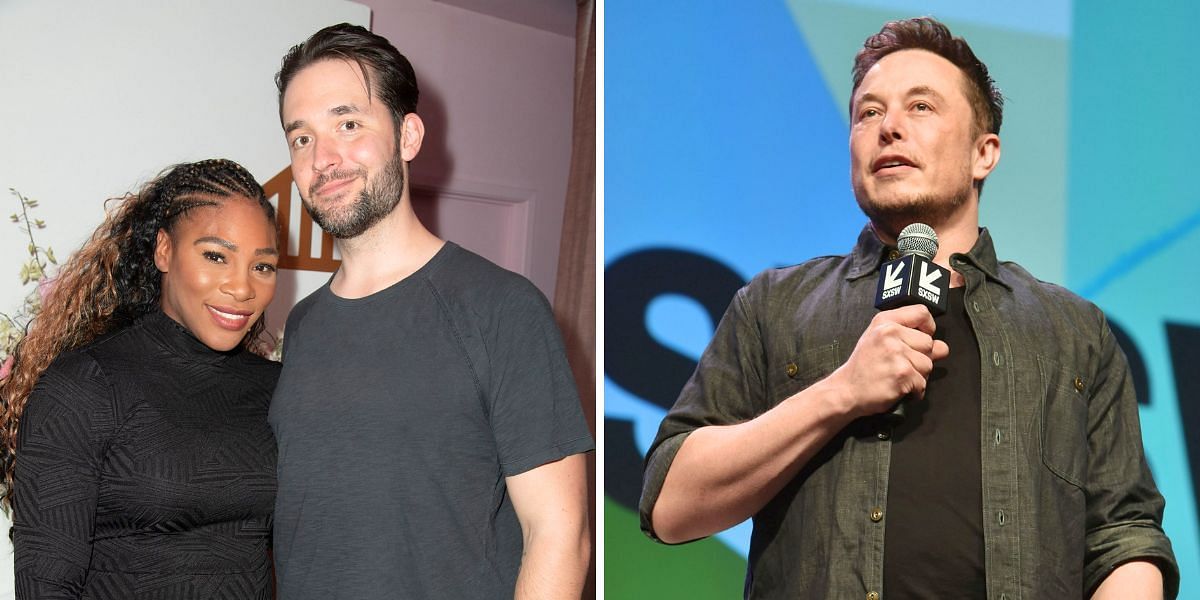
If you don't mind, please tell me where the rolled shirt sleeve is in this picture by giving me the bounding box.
[640,279,770,543]
[1082,315,1179,597]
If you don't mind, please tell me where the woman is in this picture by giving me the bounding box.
[0,159,281,599]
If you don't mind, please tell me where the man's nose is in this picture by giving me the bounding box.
[880,111,905,143]
[312,137,341,173]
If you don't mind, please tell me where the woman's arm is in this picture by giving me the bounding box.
[13,352,110,599]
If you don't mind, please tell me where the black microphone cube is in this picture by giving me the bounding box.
[874,254,949,316]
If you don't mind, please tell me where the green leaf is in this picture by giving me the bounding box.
[27,243,34,255]
[34,219,45,228]
[46,248,57,264]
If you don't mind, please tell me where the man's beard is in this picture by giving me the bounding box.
[303,151,405,239]
[854,181,972,240]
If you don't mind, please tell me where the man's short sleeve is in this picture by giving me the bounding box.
[486,280,594,477]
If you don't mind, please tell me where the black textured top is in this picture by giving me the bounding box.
[14,310,279,600]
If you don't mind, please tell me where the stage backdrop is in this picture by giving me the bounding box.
[605,1,1200,597]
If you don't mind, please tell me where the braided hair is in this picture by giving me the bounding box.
[0,158,277,510]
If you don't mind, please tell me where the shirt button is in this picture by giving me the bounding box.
[887,249,900,261]
[786,362,799,378]
[877,431,890,441]
[867,592,880,600]
[992,351,1002,366]
[1073,376,1085,392]
[870,508,884,522]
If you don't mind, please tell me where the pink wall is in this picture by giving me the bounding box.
[363,0,576,299]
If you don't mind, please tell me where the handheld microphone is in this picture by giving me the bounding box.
[873,223,950,421]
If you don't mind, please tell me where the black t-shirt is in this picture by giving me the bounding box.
[269,242,594,599]
[883,286,986,598]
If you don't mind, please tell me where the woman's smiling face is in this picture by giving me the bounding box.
[154,196,279,351]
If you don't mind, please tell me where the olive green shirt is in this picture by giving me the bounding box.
[640,227,1178,599]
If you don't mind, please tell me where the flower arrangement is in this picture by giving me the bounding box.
[0,190,57,381]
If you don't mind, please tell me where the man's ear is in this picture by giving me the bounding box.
[154,229,172,273]
[972,133,1001,182]
[399,113,425,162]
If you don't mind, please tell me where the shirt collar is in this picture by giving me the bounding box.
[845,223,1011,290]
[139,309,239,365]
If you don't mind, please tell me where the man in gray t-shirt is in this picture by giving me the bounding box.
[268,23,594,599]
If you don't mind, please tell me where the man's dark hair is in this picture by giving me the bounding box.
[276,23,419,131]
[851,17,1003,136]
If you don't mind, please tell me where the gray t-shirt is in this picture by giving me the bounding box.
[270,242,593,599]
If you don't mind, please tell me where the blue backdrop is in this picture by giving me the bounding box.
[605,2,1200,597]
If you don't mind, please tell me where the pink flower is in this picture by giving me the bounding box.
[0,355,13,381]
[37,275,57,304]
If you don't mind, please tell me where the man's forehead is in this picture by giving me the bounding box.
[283,58,375,109]
[854,49,967,102]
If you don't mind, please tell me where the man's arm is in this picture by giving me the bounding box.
[650,304,949,543]
[1080,316,1178,596]
[507,453,590,599]
[1091,560,1163,600]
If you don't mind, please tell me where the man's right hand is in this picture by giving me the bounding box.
[820,304,950,419]
[651,305,950,543]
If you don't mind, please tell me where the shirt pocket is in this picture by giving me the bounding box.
[769,341,841,406]
[1037,354,1089,488]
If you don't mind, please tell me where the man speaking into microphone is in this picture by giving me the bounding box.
[639,16,1177,599]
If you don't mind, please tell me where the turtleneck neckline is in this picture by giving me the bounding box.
[137,309,241,365]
